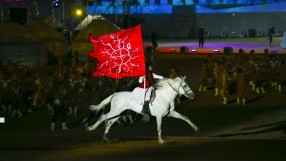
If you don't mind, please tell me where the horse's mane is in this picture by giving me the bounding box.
[155,77,179,89]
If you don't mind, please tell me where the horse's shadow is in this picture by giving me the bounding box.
[103,137,183,145]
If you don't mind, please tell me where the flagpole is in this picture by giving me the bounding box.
[143,76,146,105]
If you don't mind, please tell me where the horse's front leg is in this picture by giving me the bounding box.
[167,111,199,132]
[156,116,166,144]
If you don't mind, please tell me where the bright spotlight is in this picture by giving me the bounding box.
[213,49,220,53]
[75,9,83,16]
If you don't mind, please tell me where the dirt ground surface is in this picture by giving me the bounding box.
[1,53,286,161]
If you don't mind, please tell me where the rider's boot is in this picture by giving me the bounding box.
[141,101,150,115]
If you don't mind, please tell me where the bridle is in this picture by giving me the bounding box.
[167,80,192,97]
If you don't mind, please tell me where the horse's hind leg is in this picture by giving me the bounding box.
[167,111,199,132]
[103,118,120,142]
[87,114,107,131]
[87,109,122,132]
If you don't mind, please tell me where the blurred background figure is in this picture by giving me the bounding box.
[198,25,205,48]
[280,30,286,49]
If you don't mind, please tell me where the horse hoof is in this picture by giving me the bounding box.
[103,138,110,143]
[158,140,166,144]
[86,126,93,131]
[194,127,200,133]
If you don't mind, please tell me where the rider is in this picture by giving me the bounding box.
[138,62,164,114]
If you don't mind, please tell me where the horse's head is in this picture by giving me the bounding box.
[176,76,194,99]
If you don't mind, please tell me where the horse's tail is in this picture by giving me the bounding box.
[89,94,114,111]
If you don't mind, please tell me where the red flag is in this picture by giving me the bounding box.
[88,25,145,79]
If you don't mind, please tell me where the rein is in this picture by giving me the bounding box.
[167,80,192,97]
[167,81,183,96]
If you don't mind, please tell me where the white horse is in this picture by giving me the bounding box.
[87,76,199,144]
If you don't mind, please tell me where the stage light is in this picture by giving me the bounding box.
[75,9,83,16]
[213,49,220,53]
[270,49,278,53]
[257,31,265,37]
[205,32,211,38]
[191,49,197,52]
[52,0,60,8]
